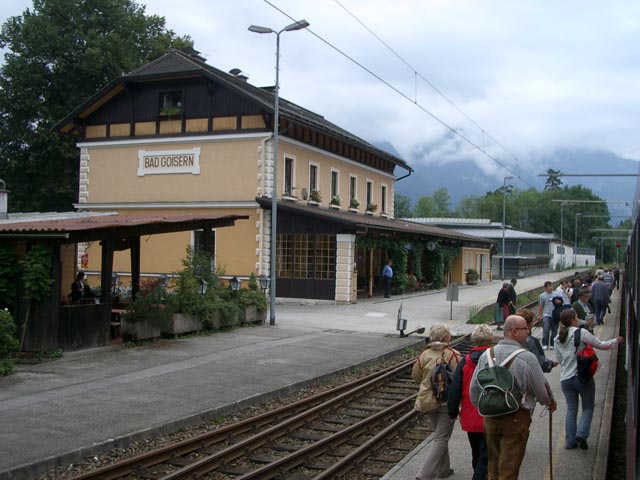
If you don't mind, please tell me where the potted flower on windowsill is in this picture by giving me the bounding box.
[329,195,341,210]
[159,105,182,119]
[348,198,360,213]
[308,189,322,206]
[365,203,377,215]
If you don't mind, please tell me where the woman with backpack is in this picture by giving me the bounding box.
[412,323,461,480]
[447,324,493,480]
[554,309,623,450]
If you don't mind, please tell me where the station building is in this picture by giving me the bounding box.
[55,49,492,303]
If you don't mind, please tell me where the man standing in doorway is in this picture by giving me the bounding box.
[382,259,393,298]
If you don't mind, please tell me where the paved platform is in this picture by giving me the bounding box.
[0,270,589,479]
[383,288,621,480]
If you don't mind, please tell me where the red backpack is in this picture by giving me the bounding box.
[574,329,598,383]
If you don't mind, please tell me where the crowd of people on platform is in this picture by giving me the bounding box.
[412,268,623,480]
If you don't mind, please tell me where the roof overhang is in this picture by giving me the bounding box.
[256,197,492,246]
[0,212,248,244]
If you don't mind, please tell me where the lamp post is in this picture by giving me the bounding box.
[574,213,581,267]
[249,19,310,326]
[501,176,513,280]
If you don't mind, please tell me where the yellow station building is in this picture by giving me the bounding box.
[56,49,492,303]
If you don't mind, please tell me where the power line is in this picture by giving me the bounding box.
[333,0,528,179]
[261,0,536,189]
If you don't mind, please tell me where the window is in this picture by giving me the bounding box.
[193,229,216,269]
[309,164,318,192]
[159,91,183,116]
[284,157,294,195]
[277,234,293,278]
[381,185,387,212]
[276,233,336,280]
[350,175,357,200]
[331,170,339,198]
[366,180,373,206]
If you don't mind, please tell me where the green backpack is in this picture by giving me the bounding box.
[477,347,527,417]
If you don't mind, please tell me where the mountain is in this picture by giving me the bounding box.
[381,144,639,220]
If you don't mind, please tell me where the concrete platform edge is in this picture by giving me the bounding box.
[0,339,425,480]
[593,300,621,480]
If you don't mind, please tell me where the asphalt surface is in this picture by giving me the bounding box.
[1,270,617,480]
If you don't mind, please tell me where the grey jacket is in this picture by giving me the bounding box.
[470,339,554,412]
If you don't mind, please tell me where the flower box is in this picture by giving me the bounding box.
[348,207,359,213]
[307,200,320,207]
[164,313,203,336]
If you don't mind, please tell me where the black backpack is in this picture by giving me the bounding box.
[431,351,456,402]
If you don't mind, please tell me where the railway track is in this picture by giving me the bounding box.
[70,336,472,480]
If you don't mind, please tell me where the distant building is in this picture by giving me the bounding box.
[408,218,595,276]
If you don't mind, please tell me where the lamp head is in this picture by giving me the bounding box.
[248,25,273,34]
[284,19,309,31]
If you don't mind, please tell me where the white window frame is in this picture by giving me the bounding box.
[349,174,358,201]
[381,183,388,213]
[283,154,296,196]
[191,229,217,269]
[331,168,340,198]
[366,179,374,207]
[309,162,319,193]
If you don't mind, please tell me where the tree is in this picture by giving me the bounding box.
[413,195,435,218]
[432,187,451,217]
[394,194,412,218]
[544,168,563,190]
[0,0,192,212]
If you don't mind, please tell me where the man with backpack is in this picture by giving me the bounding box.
[470,315,557,480]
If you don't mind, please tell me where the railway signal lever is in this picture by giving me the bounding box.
[396,302,426,337]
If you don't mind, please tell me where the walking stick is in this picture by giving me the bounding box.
[549,410,553,480]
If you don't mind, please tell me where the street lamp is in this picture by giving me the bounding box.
[249,19,310,326]
[574,213,581,267]
[501,176,513,280]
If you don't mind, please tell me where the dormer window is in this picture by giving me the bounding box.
[159,91,183,117]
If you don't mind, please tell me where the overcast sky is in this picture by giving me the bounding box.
[2,0,640,176]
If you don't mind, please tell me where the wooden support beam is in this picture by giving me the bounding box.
[130,236,141,300]
[100,238,114,304]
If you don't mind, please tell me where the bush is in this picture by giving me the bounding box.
[0,309,18,375]
[124,286,175,329]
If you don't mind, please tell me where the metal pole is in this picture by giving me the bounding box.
[501,176,512,280]
[574,213,580,267]
[269,32,281,326]
[560,203,564,270]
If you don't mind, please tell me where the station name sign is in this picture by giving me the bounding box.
[137,147,201,176]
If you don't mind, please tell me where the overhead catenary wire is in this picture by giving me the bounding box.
[335,0,526,168]
[262,0,537,189]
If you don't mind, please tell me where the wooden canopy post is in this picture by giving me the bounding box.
[130,236,141,300]
[368,248,374,298]
[100,238,114,304]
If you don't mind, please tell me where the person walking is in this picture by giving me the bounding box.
[470,315,557,480]
[591,275,610,325]
[447,324,492,480]
[413,323,461,480]
[382,259,393,298]
[517,308,557,372]
[538,281,556,349]
[507,278,517,307]
[554,309,623,449]
[495,282,511,331]
[572,288,595,331]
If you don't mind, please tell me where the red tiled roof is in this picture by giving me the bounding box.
[0,212,246,238]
